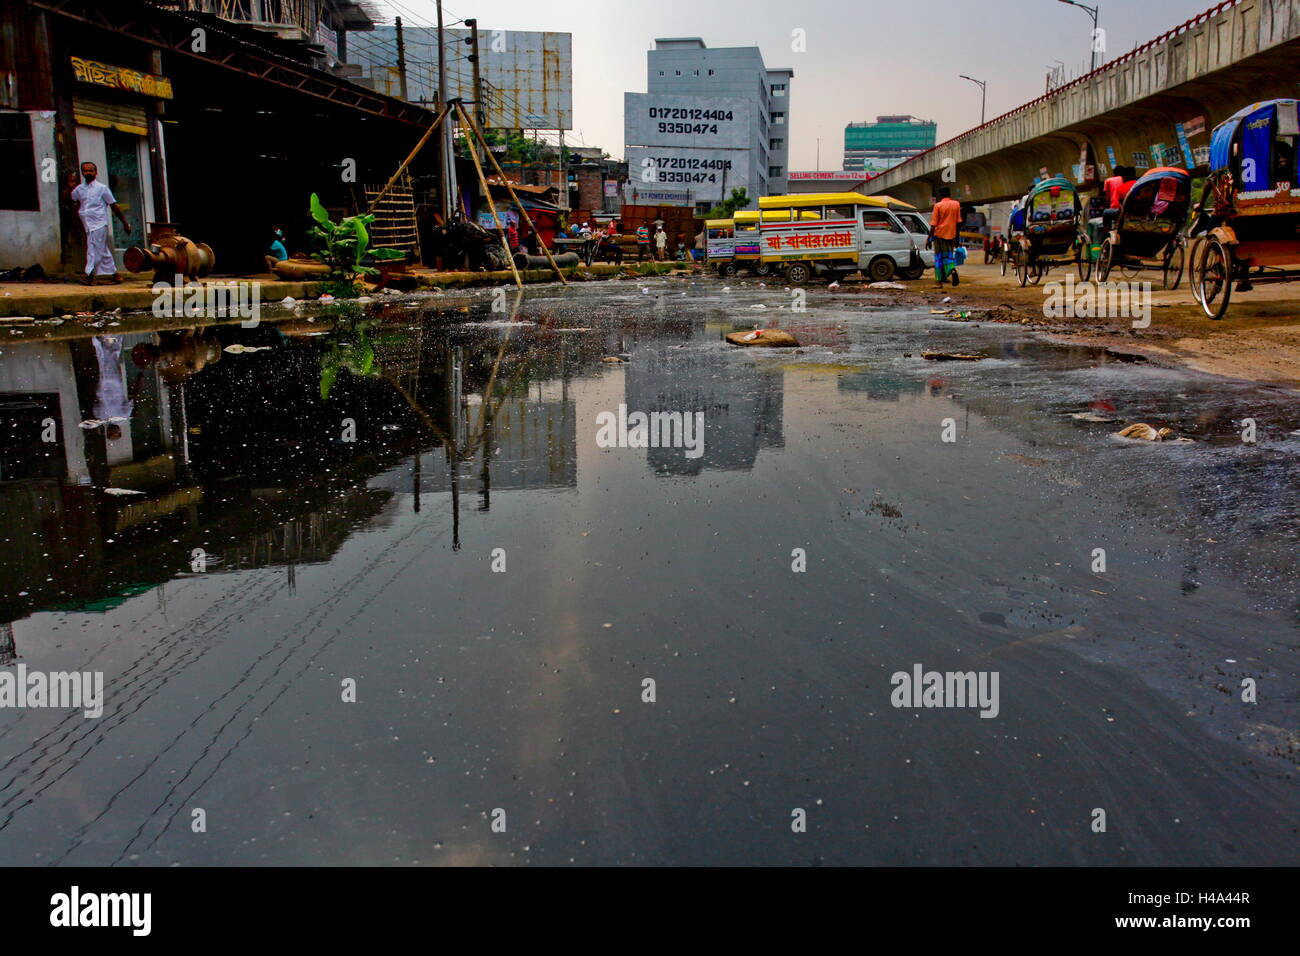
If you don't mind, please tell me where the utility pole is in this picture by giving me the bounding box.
[464,19,486,166]
[465,19,484,129]
[394,16,408,101]
[436,0,452,220]
[558,129,568,211]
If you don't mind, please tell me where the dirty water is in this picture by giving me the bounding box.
[0,276,1295,865]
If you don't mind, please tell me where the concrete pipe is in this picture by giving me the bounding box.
[514,251,580,270]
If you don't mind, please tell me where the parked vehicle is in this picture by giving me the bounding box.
[1189,98,1300,319]
[756,192,933,284]
[1012,177,1091,286]
[705,218,737,273]
[1097,167,1192,290]
[730,211,767,276]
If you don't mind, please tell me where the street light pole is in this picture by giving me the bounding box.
[1058,0,1100,72]
[959,75,987,125]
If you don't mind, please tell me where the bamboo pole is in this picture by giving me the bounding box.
[456,103,569,285]
[460,115,523,290]
[367,104,451,215]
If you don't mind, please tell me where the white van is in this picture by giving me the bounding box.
[757,192,934,284]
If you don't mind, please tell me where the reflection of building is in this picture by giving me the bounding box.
[0,317,590,624]
[837,369,922,402]
[844,116,937,174]
[624,348,783,476]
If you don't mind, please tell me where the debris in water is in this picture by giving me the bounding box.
[921,351,984,362]
[1114,423,1186,442]
[725,329,800,348]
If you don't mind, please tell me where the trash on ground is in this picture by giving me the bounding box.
[1114,423,1193,442]
[869,281,906,289]
[921,351,984,361]
[725,329,800,348]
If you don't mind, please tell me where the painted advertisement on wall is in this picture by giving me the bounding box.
[624,93,752,150]
[625,146,748,202]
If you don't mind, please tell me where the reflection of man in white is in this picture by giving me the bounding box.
[92,335,135,441]
[69,162,130,286]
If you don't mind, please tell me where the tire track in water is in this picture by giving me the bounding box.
[0,575,287,830]
[113,518,446,864]
[0,577,208,746]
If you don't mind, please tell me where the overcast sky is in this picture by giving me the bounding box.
[377,0,1221,168]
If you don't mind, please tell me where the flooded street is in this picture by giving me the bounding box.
[0,276,1296,866]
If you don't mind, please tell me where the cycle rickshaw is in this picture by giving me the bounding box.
[1190,98,1300,319]
[1097,166,1192,290]
[1014,177,1091,286]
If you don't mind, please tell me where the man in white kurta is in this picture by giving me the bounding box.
[70,162,130,285]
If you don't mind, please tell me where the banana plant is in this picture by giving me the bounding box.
[308,193,406,295]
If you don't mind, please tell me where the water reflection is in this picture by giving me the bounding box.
[0,286,1296,865]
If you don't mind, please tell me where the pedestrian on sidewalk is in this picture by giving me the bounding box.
[69,162,130,286]
[654,226,668,261]
[636,223,650,260]
[927,186,962,287]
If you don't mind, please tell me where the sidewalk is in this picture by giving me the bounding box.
[0,262,684,320]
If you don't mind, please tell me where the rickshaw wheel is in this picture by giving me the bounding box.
[1097,239,1114,283]
[1163,241,1186,292]
[1000,247,1011,277]
[1016,255,1031,287]
[1076,242,1092,282]
[1197,240,1233,320]
[1029,261,1043,285]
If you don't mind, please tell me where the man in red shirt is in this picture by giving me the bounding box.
[927,186,963,286]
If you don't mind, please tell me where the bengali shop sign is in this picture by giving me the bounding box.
[71,57,173,99]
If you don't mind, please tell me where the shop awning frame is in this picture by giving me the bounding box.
[32,0,433,126]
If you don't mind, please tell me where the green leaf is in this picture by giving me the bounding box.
[310,193,331,227]
[370,247,406,260]
[320,363,338,400]
[352,218,370,259]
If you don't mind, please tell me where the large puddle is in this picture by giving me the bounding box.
[0,277,1296,864]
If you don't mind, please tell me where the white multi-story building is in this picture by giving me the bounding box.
[624,38,792,211]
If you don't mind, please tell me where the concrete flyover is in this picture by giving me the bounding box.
[865,0,1300,209]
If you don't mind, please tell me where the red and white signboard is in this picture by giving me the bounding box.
[788,171,867,180]
[759,220,859,261]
